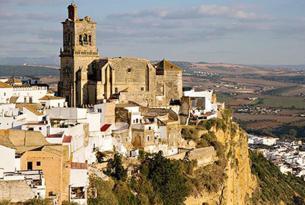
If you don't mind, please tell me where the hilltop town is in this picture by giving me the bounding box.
[2,3,305,205]
[0,4,225,205]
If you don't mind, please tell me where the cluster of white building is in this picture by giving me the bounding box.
[249,134,305,178]
[0,79,221,204]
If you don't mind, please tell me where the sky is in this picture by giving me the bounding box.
[0,0,304,65]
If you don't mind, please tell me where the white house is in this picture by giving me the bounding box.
[39,95,66,108]
[69,162,89,205]
[21,122,50,136]
[183,89,217,114]
[0,145,16,173]
[0,81,48,104]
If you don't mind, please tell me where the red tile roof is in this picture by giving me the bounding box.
[62,135,72,143]
[47,133,63,138]
[100,124,111,132]
[71,162,88,169]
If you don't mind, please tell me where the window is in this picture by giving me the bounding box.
[79,35,83,45]
[39,127,42,130]
[36,161,41,166]
[71,187,86,199]
[89,35,92,44]
[127,68,132,72]
[115,88,118,93]
[147,136,150,141]
[83,34,88,45]
[141,87,144,91]
[49,192,55,197]
[27,162,33,170]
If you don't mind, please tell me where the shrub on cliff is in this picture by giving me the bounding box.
[140,152,192,205]
[88,176,118,205]
[104,153,127,181]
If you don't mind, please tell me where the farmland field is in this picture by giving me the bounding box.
[253,96,305,109]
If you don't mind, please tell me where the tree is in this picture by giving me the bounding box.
[88,176,118,205]
[96,151,106,163]
[140,152,191,205]
[104,153,127,181]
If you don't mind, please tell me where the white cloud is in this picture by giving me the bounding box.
[197,5,258,20]
[110,4,261,21]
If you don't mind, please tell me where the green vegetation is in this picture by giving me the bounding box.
[0,65,59,77]
[88,177,119,205]
[104,154,127,181]
[90,151,196,205]
[245,119,305,139]
[95,151,106,163]
[271,120,305,139]
[262,86,300,96]
[217,92,233,104]
[250,151,305,205]
[62,201,79,205]
[140,152,192,205]
[261,75,305,84]
[253,96,305,109]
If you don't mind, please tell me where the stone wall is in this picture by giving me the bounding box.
[0,180,35,202]
[168,146,217,167]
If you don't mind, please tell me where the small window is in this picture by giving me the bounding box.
[141,87,144,91]
[39,127,42,130]
[127,68,132,72]
[79,35,82,44]
[83,34,88,44]
[115,88,118,93]
[36,161,41,166]
[27,162,33,170]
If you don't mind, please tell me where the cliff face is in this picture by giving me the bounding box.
[185,120,257,205]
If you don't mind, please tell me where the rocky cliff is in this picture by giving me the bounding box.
[184,112,257,205]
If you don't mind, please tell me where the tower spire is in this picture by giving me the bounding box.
[68,2,78,21]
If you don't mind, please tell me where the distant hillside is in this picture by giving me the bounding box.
[0,65,59,77]
[0,56,59,66]
[250,151,305,204]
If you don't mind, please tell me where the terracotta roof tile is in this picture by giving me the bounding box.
[0,82,13,88]
[100,124,111,132]
[39,95,65,101]
[71,162,88,169]
[47,133,63,138]
[62,135,72,143]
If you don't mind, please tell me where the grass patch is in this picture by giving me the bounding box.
[253,96,305,109]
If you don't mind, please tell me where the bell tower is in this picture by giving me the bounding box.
[68,3,78,21]
[58,3,100,107]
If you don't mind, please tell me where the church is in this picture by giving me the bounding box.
[58,4,183,107]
